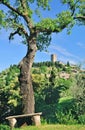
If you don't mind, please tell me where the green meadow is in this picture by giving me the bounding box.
[14,125,85,130]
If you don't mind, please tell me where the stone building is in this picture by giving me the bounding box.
[51,54,57,62]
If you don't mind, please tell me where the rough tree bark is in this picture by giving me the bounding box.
[19,34,37,114]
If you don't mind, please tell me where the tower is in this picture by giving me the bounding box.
[51,54,57,62]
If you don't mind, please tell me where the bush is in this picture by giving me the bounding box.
[36,103,57,123]
[0,124,10,130]
[41,118,48,125]
[56,110,78,124]
[78,115,85,124]
[55,97,78,124]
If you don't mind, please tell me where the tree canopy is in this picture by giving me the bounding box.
[0,0,84,48]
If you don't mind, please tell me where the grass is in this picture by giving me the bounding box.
[13,124,85,130]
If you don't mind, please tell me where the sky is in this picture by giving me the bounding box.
[0,1,85,72]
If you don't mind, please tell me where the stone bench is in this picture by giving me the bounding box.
[6,112,42,129]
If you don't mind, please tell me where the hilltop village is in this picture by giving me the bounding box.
[33,54,85,80]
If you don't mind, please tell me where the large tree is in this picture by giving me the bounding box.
[0,0,84,114]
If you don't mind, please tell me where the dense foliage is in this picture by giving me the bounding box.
[0,124,10,130]
[0,65,21,123]
[0,63,85,124]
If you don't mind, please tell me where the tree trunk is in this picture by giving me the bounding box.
[19,35,37,114]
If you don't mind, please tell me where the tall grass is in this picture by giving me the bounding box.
[14,124,85,130]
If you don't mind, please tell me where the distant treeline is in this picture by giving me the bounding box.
[33,61,70,68]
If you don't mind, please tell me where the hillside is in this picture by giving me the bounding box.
[0,62,85,124]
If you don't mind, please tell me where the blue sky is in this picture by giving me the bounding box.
[0,25,85,72]
[0,1,85,72]
[35,25,85,66]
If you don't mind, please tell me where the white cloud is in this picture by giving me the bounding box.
[42,47,79,65]
[58,55,77,65]
[50,44,79,59]
[77,42,85,48]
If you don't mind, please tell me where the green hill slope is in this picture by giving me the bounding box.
[0,63,85,124]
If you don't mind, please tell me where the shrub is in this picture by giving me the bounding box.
[0,124,10,130]
[55,97,78,124]
[78,115,85,124]
[56,110,78,124]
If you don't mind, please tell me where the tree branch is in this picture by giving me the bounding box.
[76,16,85,21]
[19,0,34,29]
[9,26,29,40]
[0,0,23,16]
[0,0,34,30]
[9,29,19,40]
[35,23,69,35]
[19,0,27,11]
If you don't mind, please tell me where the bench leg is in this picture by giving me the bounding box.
[8,118,17,130]
[32,115,41,126]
